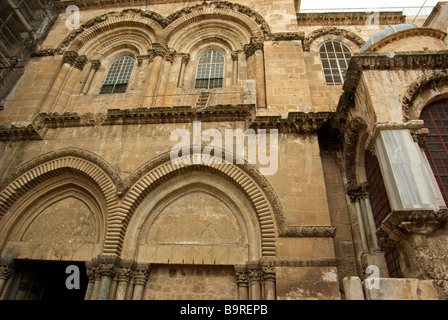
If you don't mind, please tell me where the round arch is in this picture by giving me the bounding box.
[104,148,282,257]
[304,27,366,52]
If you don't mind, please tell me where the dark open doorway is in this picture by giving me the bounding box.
[5,260,88,300]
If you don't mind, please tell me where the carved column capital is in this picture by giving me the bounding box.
[244,37,264,58]
[234,265,249,286]
[115,259,135,282]
[62,50,79,67]
[97,255,119,278]
[90,60,101,71]
[247,261,262,283]
[74,55,88,71]
[181,53,191,65]
[133,263,151,286]
[86,258,100,280]
[152,42,168,58]
[262,265,276,282]
[0,258,15,280]
[231,51,240,61]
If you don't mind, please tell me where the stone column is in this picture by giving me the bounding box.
[84,261,97,300]
[247,261,262,300]
[177,54,190,88]
[231,51,239,85]
[157,50,176,106]
[40,50,79,112]
[262,265,276,300]
[97,255,118,300]
[53,54,88,113]
[132,263,151,300]
[234,265,249,300]
[0,258,14,299]
[115,260,134,300]
[244,38,266,108]
[143,43,167,107]
[81,60,101,95]
[89,258,101,300]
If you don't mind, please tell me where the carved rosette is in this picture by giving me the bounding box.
[133,263,151,286]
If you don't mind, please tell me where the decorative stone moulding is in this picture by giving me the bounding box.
[376,208,448,248]
[342,51,448,95]
[296,12,406,26]
[302,27,366,52]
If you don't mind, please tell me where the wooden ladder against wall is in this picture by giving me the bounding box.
[195,91,211,108]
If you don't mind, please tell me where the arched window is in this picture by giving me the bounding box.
[100,56,135,94]
[319,41,352,85]
[420,98,448,203]
[195,50,225,89]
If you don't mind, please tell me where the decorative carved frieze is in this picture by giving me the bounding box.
[297,12,406,26]
[265,32,304,42]
[31,48,56,57]
[376,208,448,248]
[260,257,339,268]
[279,226,337,238]
[343,51,448,94]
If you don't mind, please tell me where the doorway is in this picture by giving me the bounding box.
[5,260,88,300]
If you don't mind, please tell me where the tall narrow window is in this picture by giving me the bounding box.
[195,50,225,89]
[319,41,351,85]
[100,56,135,94]
[420,98,448,203]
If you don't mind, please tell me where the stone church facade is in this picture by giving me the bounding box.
[0,0,447,300]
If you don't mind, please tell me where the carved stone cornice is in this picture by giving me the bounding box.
[365,120,425,151]
[265,32,305,42]
[31,48,56,57]
[260,257,339,268]
[302,27,366,52]
[376,208,448,248]
[250,112,330,135]
[279,226,337,238]
[343,51,448,94]
[297,12,406,26]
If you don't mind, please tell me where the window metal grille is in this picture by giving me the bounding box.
[365,150,403,278]
[195,50,225,90]
[319,41,351,85]
[365,150,391,228]
[420,98,448,204]
[100,56,134,94]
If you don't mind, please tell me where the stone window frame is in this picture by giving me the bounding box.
[318,40,352,85]
[194,49,226,90]
[100,55,136,94]
[92,48,140,96]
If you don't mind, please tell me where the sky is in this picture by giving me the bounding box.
[299,0,439,10]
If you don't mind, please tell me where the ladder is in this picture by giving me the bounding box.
[195,91,211,108]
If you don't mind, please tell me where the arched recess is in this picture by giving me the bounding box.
[303,27,366,52]
[402,70,448,122]
[0,148,120,258]
[0,174,108,262]
[105,148,282,258]
[122,172,262,265]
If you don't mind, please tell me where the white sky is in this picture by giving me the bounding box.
[300,0,439,10]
